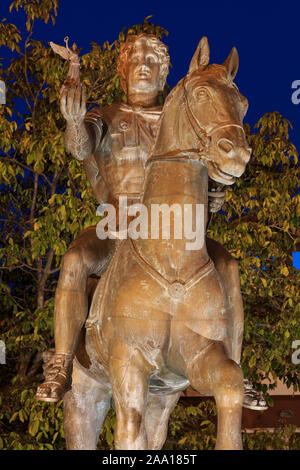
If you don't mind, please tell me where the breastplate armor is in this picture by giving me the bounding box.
[88,102,162,201]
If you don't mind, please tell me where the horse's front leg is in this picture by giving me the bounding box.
[109,340,154,450]
[187,340,244,450]
[170,323,243,450]
[63,359,111,450]
[145,392,181,449]
[206,237,244,364]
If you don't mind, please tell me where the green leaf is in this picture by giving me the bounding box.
[29,419,40,437]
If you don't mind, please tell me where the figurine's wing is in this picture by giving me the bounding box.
[50,41,69,60]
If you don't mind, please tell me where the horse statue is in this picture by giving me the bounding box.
[62,37,251,450]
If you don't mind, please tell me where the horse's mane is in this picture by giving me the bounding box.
[150,73,207,158]
[162,77,185,110]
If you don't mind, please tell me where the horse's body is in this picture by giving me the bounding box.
[63,37,251,450]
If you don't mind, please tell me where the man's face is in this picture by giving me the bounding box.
[126,39,161,97]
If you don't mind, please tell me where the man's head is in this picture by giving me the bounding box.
[117,34,170,105]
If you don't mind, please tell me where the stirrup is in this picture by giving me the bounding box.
[243,379,268,411]
[35,352,73,403]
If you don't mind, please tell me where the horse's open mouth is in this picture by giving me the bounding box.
[217,167,236,180]
[209,162,236,184]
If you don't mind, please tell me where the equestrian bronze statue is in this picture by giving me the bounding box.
[36,33,266,449]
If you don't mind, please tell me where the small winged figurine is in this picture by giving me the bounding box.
[50,37,81,85]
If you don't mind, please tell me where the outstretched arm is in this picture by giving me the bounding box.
[60,83,99,161]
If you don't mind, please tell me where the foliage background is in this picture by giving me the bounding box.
[0,0,299,450]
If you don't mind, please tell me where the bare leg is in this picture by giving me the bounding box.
[55,227,115,355]
[145,392,181,450]
[64,359,111,450]
[35,227,115,401]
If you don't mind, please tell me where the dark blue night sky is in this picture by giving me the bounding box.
[1,0,299,267]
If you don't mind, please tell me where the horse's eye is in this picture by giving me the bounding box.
[195,88,209,100]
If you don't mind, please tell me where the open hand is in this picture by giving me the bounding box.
[60,83,86,124]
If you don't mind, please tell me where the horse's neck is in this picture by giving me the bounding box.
[143,159,207,205]
[151,81,198,158]
[136,160,209,283]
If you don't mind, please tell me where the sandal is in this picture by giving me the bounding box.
[35,351,73,402]
[243,379,268,411]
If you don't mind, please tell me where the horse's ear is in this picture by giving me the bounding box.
[188,37,210,74]
[223,47,239,79]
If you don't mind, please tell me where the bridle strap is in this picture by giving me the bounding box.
[182,79,209,152]
[147,77,245,166]
[182,76,245,143]
[208,123,245,136]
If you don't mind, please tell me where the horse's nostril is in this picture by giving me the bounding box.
[218,139,233,154]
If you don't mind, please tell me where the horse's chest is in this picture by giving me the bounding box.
[87,241,229,365]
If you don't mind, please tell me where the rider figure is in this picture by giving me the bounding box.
[35,33,266,410]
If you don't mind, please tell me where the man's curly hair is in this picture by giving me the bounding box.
[117,33,170,94]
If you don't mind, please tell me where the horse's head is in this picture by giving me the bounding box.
[151,37,251,185]
[184,37,251,184]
